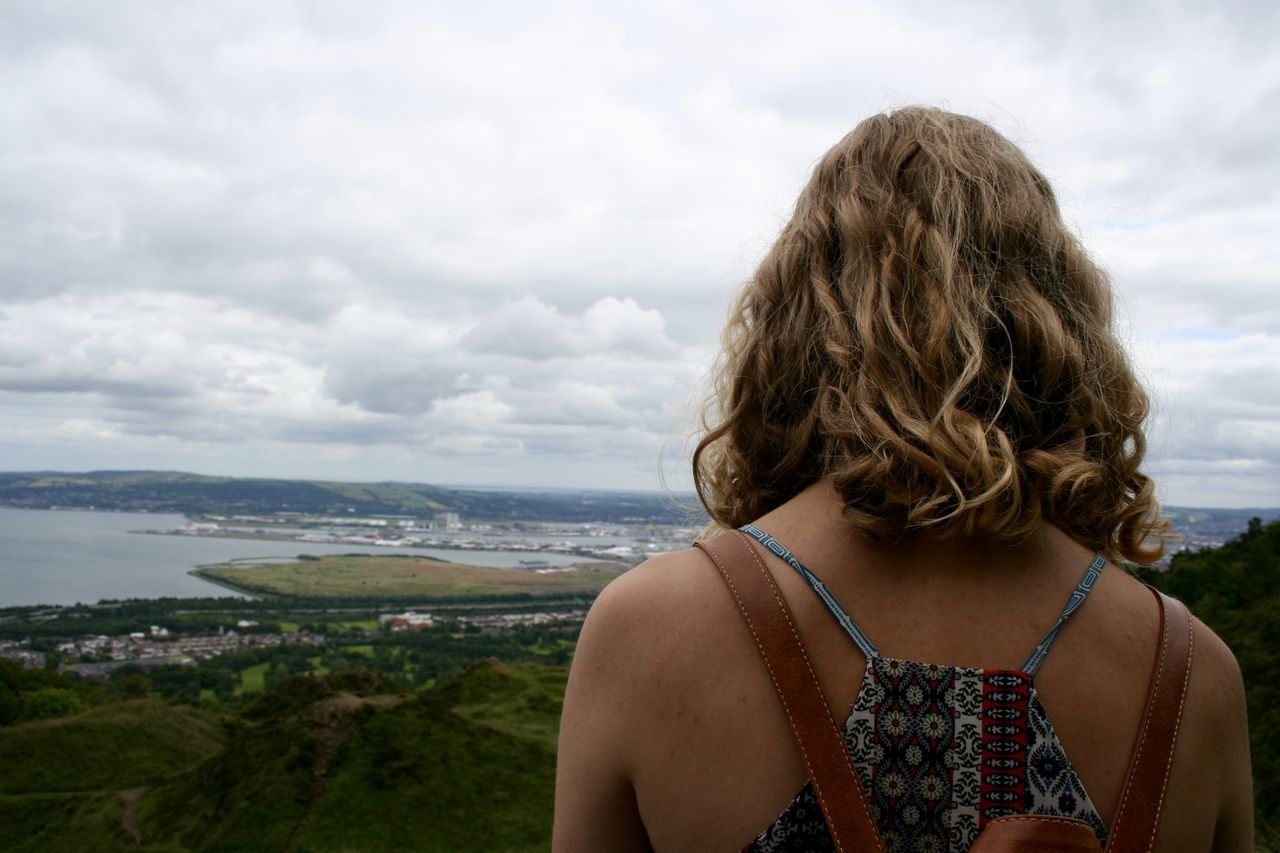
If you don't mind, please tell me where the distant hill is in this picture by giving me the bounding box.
[1161,505,1280,550]
[0,470,702,524]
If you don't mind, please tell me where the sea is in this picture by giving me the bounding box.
[0,508,593,608]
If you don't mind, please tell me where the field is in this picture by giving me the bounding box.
[194,553,622,598]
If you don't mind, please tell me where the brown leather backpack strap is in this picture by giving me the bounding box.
[1106,587,1195,852]
[695,531,885,853]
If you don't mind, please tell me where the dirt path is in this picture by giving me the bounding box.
[118,787,145,843]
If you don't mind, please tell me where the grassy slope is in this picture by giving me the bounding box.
[0,701,226,853]
[296,661,565,851]
[0,700,225,795]
[139,710,317,850]
[197,553,618,598]
[442,659,566,749]
[135,663,566,852]
[0,792,145,853]
[296,699,555,850]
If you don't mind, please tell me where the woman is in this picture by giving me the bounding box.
[553,108,1252,851]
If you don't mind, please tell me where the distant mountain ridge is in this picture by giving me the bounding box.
[0,470,701,525]
[1,470,1275,539]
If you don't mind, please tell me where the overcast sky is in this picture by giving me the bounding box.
[1,1,1277,507]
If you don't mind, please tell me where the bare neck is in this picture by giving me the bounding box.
[752,477,1093,602]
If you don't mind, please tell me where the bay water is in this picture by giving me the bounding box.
[0,508,586,607]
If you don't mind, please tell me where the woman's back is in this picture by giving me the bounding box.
[554,107,1252,850]
[553,481,1252,851]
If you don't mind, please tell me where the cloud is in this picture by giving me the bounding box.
[461,296,678,360]
[0,1,1276,498]
[430,391,513,428]
[0,286,698,482]
[458,297,571,361]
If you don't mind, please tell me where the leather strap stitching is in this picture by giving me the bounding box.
[1109,587,1169,838]
[694,539,850,853]
[1143,597,1194,853]
[696,533,886,853]
[735,534,882,847]
[1109,588,1194,852]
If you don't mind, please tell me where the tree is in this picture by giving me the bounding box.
[118,674,152,699]
[20,687,87,721]
[0,681,20,725]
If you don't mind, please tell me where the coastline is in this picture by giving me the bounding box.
[187,566,269,599]
[131,526,648,565]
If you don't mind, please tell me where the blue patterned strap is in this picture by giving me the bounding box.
[738,524,880,660]
[1021,555,1107,676]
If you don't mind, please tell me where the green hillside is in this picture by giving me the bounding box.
[2,663,564,852]
[0,700,226,795]
[0,699,227,852]
[135,663,564,852]
[291,686,556,850]
[0,792,143,853]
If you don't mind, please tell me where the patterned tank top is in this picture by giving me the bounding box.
[739,524,1109,853]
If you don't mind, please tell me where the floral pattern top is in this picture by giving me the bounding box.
[737,525,1109,853]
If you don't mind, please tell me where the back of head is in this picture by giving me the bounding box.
[694,107,1166,563]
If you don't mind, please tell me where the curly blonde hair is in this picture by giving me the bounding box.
[693,107,1168,563]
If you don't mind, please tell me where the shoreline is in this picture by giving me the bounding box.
[188,566,269,599]
[190,552,623,600]
[131,527,647,565]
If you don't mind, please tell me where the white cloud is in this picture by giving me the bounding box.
[430,391,514,428]
[52,418,120,440]
[461,295,678,360]
[0,1,1276,499]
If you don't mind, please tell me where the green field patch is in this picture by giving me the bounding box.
[194,553,619,598]
[334,618,380,630]
[340,645,375,657]
[239,662,269,693]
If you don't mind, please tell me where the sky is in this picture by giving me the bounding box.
[0,0,1277,506]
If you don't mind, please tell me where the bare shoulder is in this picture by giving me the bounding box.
[555,548,726,852]
[1182,611,1250,776]
[576,547,729,674]
[601,546,724,602]
[1173,606,1248,754]
[1186,612,1246,720]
